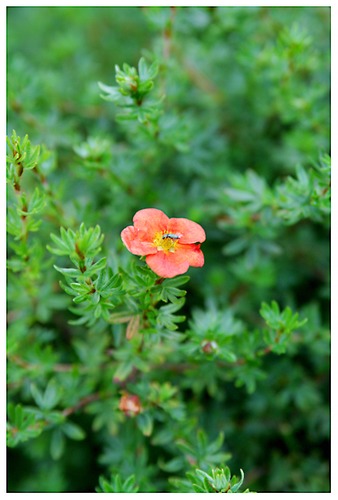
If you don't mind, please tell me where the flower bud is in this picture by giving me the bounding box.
[201,340,218,354]
[118,393,142,417]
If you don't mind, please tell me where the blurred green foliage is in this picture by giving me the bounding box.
[7,6,330,493]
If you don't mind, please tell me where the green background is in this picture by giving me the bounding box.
[7,6,330,492]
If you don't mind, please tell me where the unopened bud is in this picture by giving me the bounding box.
[201,340,218,354]
[119,393,142,417]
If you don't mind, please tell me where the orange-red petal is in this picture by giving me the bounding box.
[121,226,157,256]
[146,244,204,278]
[168,218,206,244]
[178,243,205,267]
[133,208,169,238]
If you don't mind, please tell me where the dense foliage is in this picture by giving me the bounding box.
[7,6,330,493]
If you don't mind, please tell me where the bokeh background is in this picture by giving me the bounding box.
[7,6,330,492]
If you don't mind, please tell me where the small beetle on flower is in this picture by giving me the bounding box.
[121,208,206,278]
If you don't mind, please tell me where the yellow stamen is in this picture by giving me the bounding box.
[153,231,178,253]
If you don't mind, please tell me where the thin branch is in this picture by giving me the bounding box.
[8,355,88,374]
[62,392,102,417]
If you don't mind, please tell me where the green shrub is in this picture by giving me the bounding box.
[7,6,330,493]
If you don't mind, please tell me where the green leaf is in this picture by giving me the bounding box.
[158,275,190,302]
[54,265,82,278]
[31,380,61,410]
[138,57,158,81]
[97,82,121,101]
[62,422,86,440]
[230,469,245,492]
[84,257,107,277]
[47,236,70,255]
[221,349,237,363]
[50,428,65,460]
[137,412,154,436]
[30,384,44,408]
[42,379,62,410]
[160,456,186,473]
[114,361,134,382]
[157,298,186,330]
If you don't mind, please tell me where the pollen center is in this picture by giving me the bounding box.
[153,232,179,253]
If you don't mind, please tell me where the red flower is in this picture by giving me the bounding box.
[121,208,206,278]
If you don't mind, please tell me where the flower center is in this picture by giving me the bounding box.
[153,231,180,253]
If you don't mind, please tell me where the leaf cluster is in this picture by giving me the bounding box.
[187,467,247,493]
[98,57,161,122]
[96,473,139,493]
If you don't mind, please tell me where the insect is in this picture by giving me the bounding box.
[162,233,181,240]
